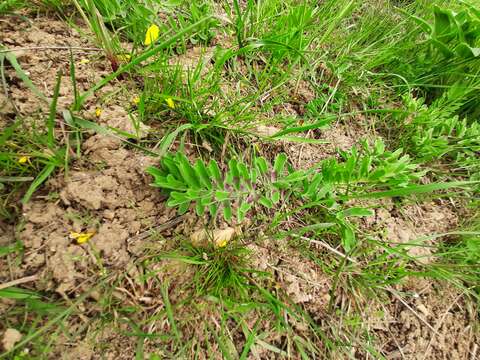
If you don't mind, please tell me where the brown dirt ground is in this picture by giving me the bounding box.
[1,12,478,360]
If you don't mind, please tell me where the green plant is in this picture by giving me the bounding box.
[163,242,254,299]
[147,139,422,220]
[72,0,123,72]
[399,89,480,178]
[147,152,292,222]
[408,4,480,59]
[0,56,67,217]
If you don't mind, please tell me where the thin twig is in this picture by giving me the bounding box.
[384,287,439,335]
[0,274,39,290]
[294,234,358,264]
[471,343,478,360]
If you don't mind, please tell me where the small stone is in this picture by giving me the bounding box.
[2,328,22,351]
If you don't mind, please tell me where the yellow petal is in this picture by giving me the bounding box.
[132,96,140,105]
[144,24,160,45]
[18,156,30,164]
[217,239,228,248]
[213,228,235,248]
[79,58,90,65]
[117,54,131,63]
[95,108,102,117]
[165,97,175,109]
[70,231,95,244]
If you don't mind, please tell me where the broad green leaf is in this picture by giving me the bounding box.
[273,153,288,176]
[194,159,212,189]
[196,202,205,216]
[255,157,268,175]
[210,203,219,218]
[433,5,454,39]
[339,223,356,252]
[177,153,200,189]
[430,38,454,57]
[223,202,233,221]
[259,196,273,209]
[162,156,182,179]
[237,162,250,181]
[237,202,252,222]
[178,202,190,214]
[208,159,223,184]
[228,159,240,189]
[455,42,480,58]
[271,191,280,204]
[159,124,193,157]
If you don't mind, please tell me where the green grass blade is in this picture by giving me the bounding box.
[47,71,62,149]
[2,49,48,103]
[160,284,182,344]
[21,163,57,204]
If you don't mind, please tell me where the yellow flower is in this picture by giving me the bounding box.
[70,231,95,244]
[144,24,160,45]
[217,239,228,248]
[213,228,235,248]
[18,156,30,164]
[117,54,131,63]
[132,96,141,105]
[95,108,102,117]
[79,58,90,65]
[165,97,175,109]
